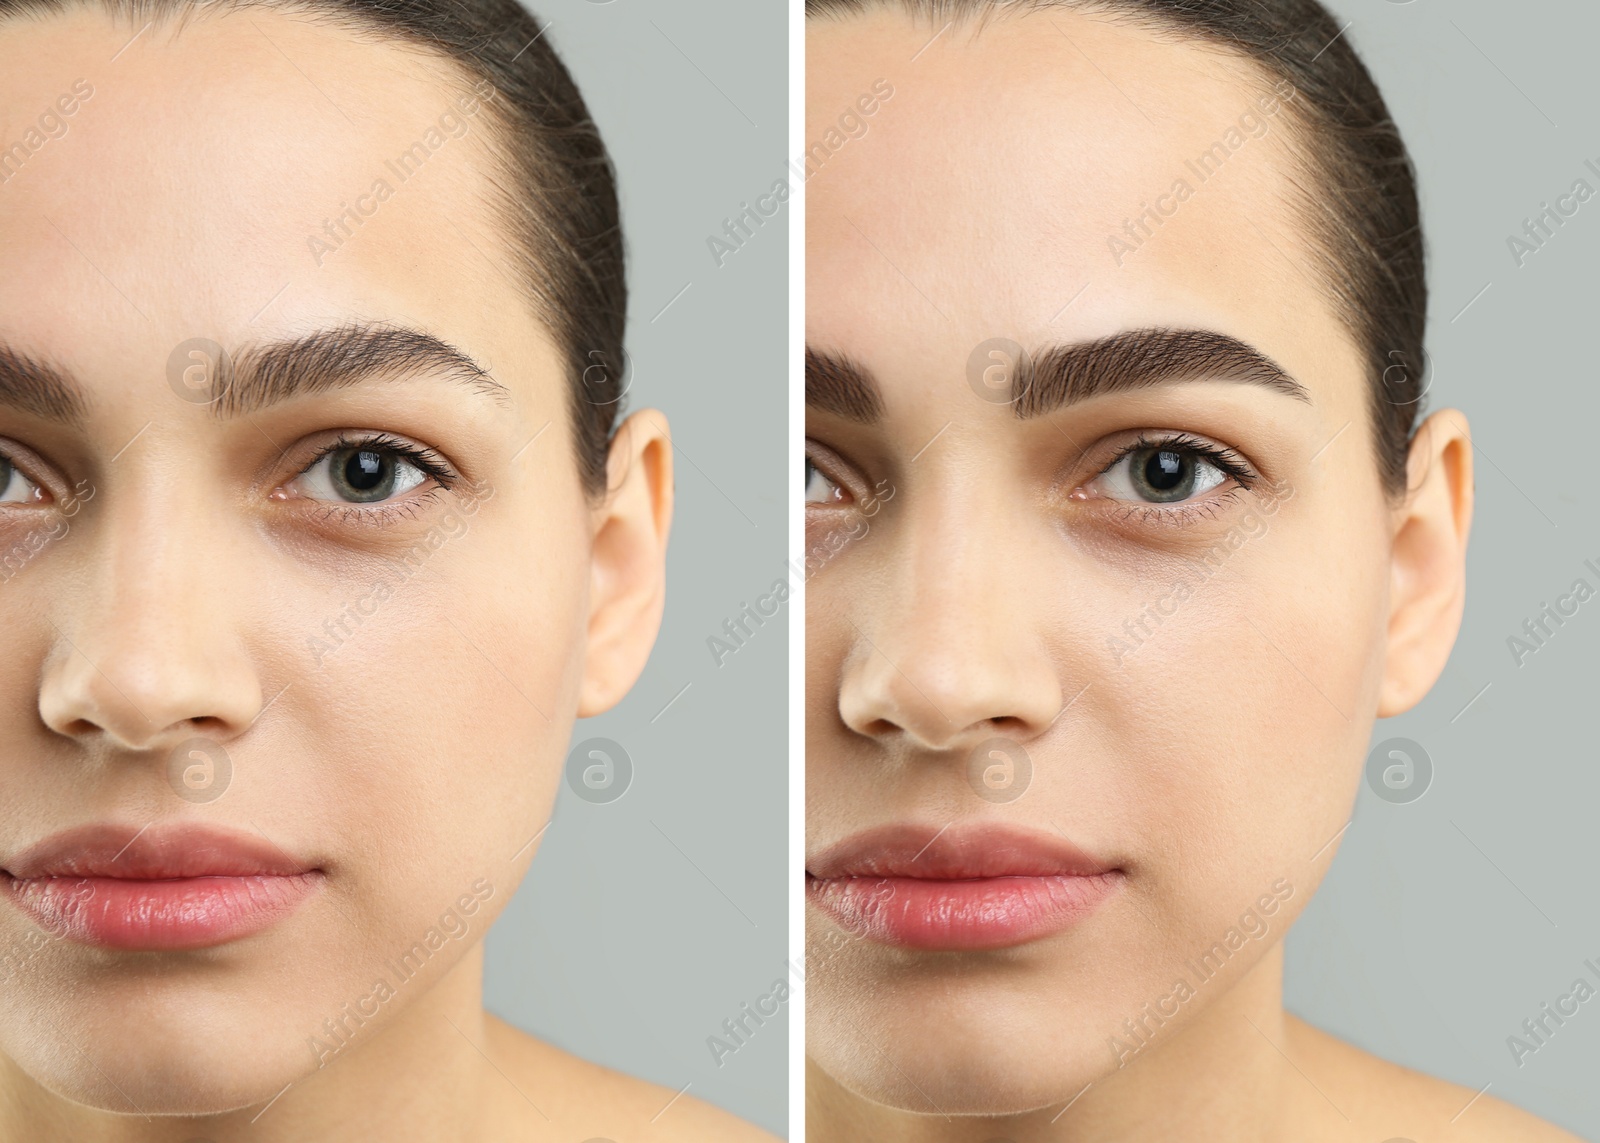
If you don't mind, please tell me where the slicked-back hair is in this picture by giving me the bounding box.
[1,0,627,497]
[809,0,1427,498]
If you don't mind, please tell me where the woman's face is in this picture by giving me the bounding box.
[0,9,649,1113]
[806,9,1410,1113]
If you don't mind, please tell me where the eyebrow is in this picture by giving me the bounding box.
[0,323,512,425]
[805,327,1310,424]
[805,347,884,422]
[0,347,86,423]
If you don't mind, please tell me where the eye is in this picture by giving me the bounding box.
[1082,434,1253,506]
[805,456,848,506]
[0,453,46,506]
[285,435,447,506]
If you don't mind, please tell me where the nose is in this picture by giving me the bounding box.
[37,491,264,752]
[836,506,1065,752]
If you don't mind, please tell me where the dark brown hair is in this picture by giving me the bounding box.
[0,0,627,496]
[808,0,1427,497]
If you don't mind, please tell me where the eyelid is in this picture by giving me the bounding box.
[1088,430,1259,487]
[291,431,460,490]
[804,438,863,506]
[270,432,466,536]
[0,438,65,506]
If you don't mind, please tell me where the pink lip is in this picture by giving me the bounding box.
[2,823,322,951]
[806,823,1123,951]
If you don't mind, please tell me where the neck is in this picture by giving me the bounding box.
[0,942,492,1143]
[808,942,1295,1143]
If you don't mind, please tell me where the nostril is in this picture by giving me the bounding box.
[987,714,1033,734]
[187,715,232,734]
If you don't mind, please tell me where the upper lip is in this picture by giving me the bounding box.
[2,823,314,880]
[807,822,1116,881]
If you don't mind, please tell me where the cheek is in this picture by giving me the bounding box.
[290,510,590,936]
[1080,500,1391,924]
[803,596,871,827]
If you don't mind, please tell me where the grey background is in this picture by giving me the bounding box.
[1287,1,1598,1138]
[480,1,788,1137]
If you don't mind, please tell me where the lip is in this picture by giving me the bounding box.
[2,823,322,951]
[806,823,1122,951]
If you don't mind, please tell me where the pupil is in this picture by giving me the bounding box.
[337,448,394,500]
[1135,447,1194,502]
[1145,449,1183,490]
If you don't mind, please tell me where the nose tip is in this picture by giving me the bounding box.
[38,617,263,754]
[838,623,1063,753]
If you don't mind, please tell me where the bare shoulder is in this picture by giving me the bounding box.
[1285,1015,1584,1143]
[482,1013,782,1142]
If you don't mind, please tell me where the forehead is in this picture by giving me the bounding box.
[0,7,550,405]
[806,8,1360,400]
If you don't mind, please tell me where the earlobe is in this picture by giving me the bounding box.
[577,410,675,718]
[1376,409,1474,717]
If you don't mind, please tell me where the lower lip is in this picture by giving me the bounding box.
[3,872,321,951]
[807,871,1122,951]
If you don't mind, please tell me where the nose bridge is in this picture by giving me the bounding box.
[839,477,1063,749]
[39,467,264,749]
[97,476,223,639]
[898,491,1010,643]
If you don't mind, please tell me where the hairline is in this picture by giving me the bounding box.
[807,0,1416,502]
[1,0,609,498]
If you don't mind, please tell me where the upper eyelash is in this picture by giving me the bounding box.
[1097,431,1259,488]
[304,432,460,490]
[0,448,51,505]
[804,450,853,505]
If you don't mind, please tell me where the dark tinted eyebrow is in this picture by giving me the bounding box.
[0,323,511,424]
[804,328,1309,425]
[215,323,510,416]
[806,348,883,423]
[1015,327,1309,418]
[0,346,87,425]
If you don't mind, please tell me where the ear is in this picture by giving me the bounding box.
[577,409,674,717]
[1377,408,1474,717]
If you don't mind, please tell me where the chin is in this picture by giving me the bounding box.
[1,978,332,1116]
[818,1043,1104,1117]
[17,1038,306,1117]
[31,1064,287,1117]
[811,990,1118,1116]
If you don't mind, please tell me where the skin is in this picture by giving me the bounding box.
[0,8,774,1141]
[805,9,1577,1143]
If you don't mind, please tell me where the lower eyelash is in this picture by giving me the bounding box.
[305,486,450,530]
[1106,486,1248,529]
